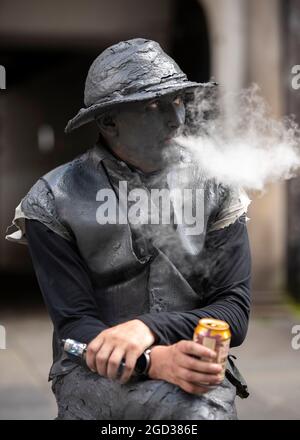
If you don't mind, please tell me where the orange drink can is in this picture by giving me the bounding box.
[193,318,231,380]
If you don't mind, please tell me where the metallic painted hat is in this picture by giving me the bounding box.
[65,38,215,133]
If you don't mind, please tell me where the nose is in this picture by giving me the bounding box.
[166,102,185,131]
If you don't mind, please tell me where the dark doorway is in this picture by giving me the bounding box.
[0,48,99,301]
[171,0,210,83]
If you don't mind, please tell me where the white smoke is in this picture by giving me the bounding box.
[173,84,300,192]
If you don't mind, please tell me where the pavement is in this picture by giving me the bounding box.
[0,308,57,420]
[0,305,299,420]
[232,311,300,420]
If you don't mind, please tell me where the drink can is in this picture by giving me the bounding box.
[193,318,231,380]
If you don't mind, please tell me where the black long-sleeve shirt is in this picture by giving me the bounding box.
[25,214,251,348]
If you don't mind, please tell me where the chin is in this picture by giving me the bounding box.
[144,155,165,169]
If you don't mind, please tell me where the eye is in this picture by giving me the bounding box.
[173,96,183,105]
[146,100,159,110]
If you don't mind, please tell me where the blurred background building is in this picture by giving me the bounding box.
[0,0,299,420]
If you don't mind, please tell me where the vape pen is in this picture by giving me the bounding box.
[61,338,126,375]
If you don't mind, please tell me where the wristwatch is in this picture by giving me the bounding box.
[134,347,153,376]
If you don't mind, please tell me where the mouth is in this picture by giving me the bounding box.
[164,130,179,143]
[164,135,178,144]
[164,134,175,142]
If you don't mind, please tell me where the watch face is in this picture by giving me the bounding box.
[135,353,147,374]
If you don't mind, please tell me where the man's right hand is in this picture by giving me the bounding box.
[85,319,156,383]
[148,341,223,395]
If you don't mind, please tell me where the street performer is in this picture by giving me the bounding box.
[6,38,251,420]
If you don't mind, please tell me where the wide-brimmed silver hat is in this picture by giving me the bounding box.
[65,38,215,133]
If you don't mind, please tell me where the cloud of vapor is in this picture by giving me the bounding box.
[173,84,300,192]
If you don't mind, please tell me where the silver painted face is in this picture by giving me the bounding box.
[104,93,186,173]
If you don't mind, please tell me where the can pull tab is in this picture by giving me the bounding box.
[225,355,250,399]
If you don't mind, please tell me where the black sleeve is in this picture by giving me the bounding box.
[136,215,251,348]
[25,218,108,344]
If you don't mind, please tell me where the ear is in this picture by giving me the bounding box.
[96,112,118,138]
